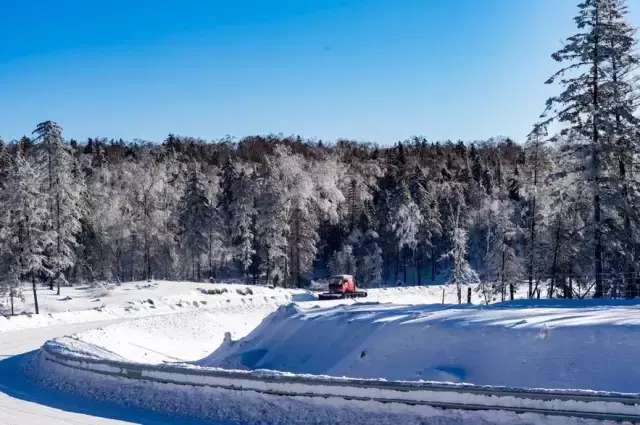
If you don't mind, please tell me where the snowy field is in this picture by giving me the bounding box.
[23,283,480,363]
[51,292,640,393]
[4,281,639,424]
[0,280,312,332]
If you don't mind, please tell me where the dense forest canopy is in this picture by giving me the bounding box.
[1,0,639,312]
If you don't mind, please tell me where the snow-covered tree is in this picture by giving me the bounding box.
[543,0,639,297]
[33,121,82,294]
[329,244,357,277]
[350,227,383,287]
[229,169,257,278]
[600,0,640,297]
[255,160,290,287]
[1,150,49,313]
[177,167,213,280]
[523,125,552,298]
[441,202,479,304]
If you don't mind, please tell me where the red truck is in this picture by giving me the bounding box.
[318,274,368,300]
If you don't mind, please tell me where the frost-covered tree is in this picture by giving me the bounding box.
[1,150,49,313]
[387,181,422,284]
[216,157,239,272]
[600,0,640,297]
[523,125,552,298]
[349,225,383,287]
[33,121,82,294]
[484,199,524,302]
[126,158,167,281]
[329,244,357,277]
[441,202,479,304]
[255,162,289,287]
[544,0,639,297]
[409,166,441,284]
[177,167,213,280]
[229,169,257,278]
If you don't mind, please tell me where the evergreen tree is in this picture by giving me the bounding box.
[177,167,213,280]
[229,170,257,278]
[33,121,82,294]
[544,0,638,297]
[441,201,479,304]
[1,151,49,314]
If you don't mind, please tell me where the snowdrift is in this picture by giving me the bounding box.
[201,300,640,393]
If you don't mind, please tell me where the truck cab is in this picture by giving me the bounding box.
[328,274,357,294]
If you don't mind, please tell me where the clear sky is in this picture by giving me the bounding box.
[1,1,639,145]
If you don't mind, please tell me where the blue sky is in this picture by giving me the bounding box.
[1,1,639,145]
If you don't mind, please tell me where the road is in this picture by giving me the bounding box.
[0,320,211,425]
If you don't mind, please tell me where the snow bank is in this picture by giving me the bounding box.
[32,346,624,425]
[72,304,283,363]
[201,300,640,393]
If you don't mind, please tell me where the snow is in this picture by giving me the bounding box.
[0,280,312,332]
[201,300,640,393]
[5,281,638,424]
[63,305,280,364]
[36,285,500,364]
[33,345,625,425]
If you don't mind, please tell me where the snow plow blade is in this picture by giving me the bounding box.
[318,291,368,300]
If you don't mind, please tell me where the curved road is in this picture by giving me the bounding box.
[0,320,215,425]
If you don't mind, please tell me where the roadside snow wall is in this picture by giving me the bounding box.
[201,301,640,393]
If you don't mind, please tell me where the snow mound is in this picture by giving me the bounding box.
[200,300,640,393]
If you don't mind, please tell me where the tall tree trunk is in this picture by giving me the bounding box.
[528,139,539,299]
[56,180,62,295]
[31,272,39,315]
[499,241,506,302]
[403,251,408,285]
[592,7,604,298]
[431,245,437,283]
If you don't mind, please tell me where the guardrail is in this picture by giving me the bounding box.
[39,341,640,423]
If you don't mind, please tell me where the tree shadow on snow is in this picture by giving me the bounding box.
[0,351,228,425]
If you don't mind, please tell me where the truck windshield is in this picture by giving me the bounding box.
[330,277,344,285]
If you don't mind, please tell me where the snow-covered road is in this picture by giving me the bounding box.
[0,320,222,424]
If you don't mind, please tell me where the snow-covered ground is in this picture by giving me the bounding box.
[4,280,637,424]
[0,280,311,332]
[46,285,640,393]
[0,280,313,425]
[203,300,640,393]
[35,284,492,364]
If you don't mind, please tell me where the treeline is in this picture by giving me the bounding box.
[1,0,639,312]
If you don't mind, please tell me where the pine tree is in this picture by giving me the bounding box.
[349,224,383,287]
[329,244,357,277]
[523,124,552,298]
[33,121,82,294]
[229,170,257,279]
[217,157,239,272]
[177,167,213,280]
[441,201,479,304]
[409,166,441,284]
[255,164,289,287]
[1,151,49,314]
[388,181,422,284]
[600,0,640,297]
[544,0,639,297]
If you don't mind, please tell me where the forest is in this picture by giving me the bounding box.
[0,0,639,312]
